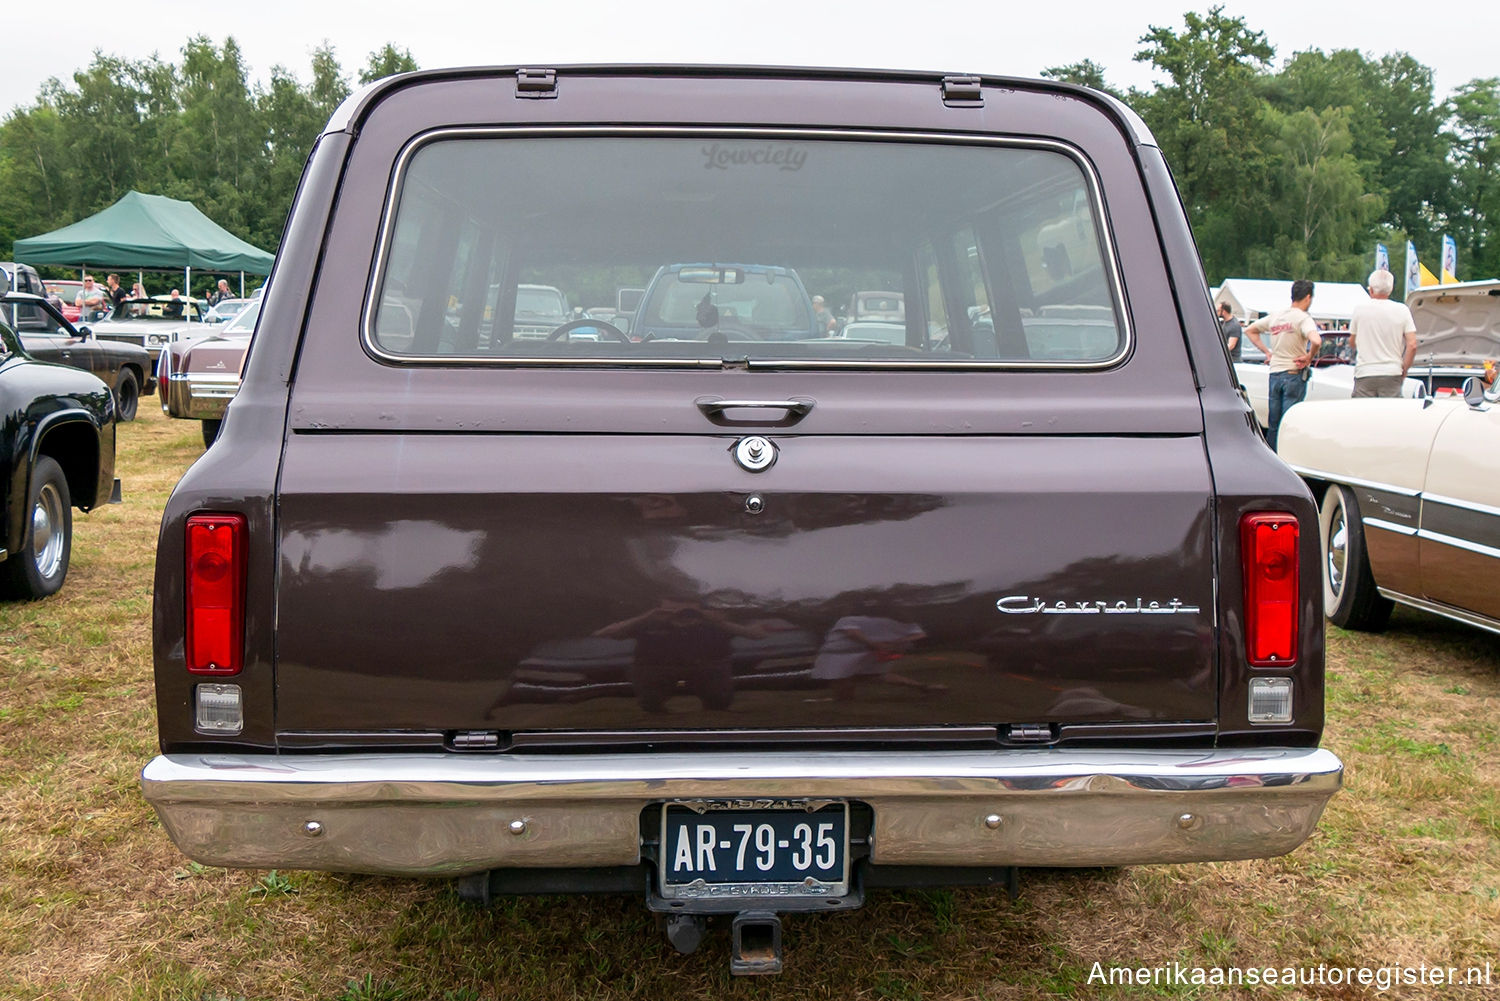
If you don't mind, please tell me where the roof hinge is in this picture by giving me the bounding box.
[941,75,984,108]
[516,68,558,99]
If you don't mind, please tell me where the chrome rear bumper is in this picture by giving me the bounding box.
[141,747,1341,877]
[166,372,239,420]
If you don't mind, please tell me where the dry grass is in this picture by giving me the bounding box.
[2,408,1498,999]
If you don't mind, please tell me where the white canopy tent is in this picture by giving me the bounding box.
[1214,279,1370,330]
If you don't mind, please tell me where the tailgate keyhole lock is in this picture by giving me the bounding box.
[733,436,777,472]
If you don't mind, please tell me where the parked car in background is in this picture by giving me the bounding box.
[0,262,53,327]
[1404,279,1500,395]
[1,292,155,420]
[157,299,258,447]
[846,290,904,324]
[203,298,253,324]
[0,270,119,599]
[510,283,570,339]
[1234,330,1426,429]
[43,280,87,323]
[1277,277,1500,635]
[1278,376,1500,635]
[632,263,818,341]
[89,295,208,359]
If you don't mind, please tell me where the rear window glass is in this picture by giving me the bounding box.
[368,135,1126,366]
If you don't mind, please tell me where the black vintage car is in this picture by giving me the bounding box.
[0,272,119,599]
[1,291,156,421]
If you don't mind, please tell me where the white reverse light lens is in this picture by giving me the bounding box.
[1248,678,1294,724]
[196,683,243,733]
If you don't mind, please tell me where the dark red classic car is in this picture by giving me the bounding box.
[142,66,1341,975]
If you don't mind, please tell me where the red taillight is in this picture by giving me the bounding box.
[186,514,246,675]
[1241,513,1299,665]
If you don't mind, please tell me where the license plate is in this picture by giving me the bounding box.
[659,801,849,899]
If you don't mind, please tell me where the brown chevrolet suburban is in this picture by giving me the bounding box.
[142,66,1342,975]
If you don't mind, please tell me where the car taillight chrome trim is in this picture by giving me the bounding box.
[1241,512,1299,666]
[185,513,247,675]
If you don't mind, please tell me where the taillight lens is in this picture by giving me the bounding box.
[1241,513,1299,665]
[186,514,246,675]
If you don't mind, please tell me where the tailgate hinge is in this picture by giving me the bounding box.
[516,68,558,99]
[1005,723,1054,744]
[449,730,503,751]
[941,75,984,108]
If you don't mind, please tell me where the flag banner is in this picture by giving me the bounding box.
[1376,243,1389,273]
[1420,263,1440,287]
[1405,241,1420,299]
[1442,235,1458,283]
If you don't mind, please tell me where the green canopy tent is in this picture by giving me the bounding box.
[12,190,274,297]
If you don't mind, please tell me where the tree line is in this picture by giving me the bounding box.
[2,10,1497,290]
[1045,6,1498,285]
[0,38,417,270]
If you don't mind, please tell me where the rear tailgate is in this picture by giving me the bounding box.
[273,415,1215,737]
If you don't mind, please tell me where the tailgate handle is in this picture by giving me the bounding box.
[695,397,814,427]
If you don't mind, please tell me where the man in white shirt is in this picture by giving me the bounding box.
[1348,268,1417,398]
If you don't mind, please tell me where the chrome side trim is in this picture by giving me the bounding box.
[166,373,240,420]
[1375,589,1500,637]
[360,127,1132,371]
[1365,518,1419,538]
[1285,464,1421,498]
[143,747,1341,876]
[1417,529,1500,561]
[1424,492,1500,520]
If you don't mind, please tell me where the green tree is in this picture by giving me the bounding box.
[1131,5,1277,279]
[1271,49,1451,252]
[1040,60,1122,99]
[1248,106,1383,280]
[360,44,419,85]
[1447,78,1500,278]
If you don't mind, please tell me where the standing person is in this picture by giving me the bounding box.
[104,274,130,318]
[74,275,106,322]
[811,295,836,333]
[1348,269,1417,398]
[1244,279,1322,452]
[207,279,233,307]
[1217,302,1242,361]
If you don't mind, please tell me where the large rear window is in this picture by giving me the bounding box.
[367,133,1127,367]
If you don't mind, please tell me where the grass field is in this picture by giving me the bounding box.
[2,407,1498,1000]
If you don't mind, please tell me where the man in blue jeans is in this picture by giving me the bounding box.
[1244,279,1321,452]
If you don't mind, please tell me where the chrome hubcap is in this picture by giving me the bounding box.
[1326,503,1347,599]
[31,482,65,579]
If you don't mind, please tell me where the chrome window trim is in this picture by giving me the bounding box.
[360,126,1133,370]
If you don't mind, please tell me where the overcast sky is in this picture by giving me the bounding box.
[2,0,1495,115]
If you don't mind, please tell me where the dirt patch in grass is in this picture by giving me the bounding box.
[2,409,1498,999]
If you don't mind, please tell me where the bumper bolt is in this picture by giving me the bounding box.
[509,819,527,836]
[984,814,1003,830]
[303,821,323,837]
[1177,813,1202,831]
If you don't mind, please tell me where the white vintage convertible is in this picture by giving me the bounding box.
[1277,377,1499,635]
